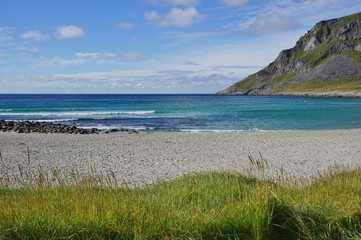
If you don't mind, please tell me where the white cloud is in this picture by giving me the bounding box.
[145,7,203,27]
[220,0,248,7]
[55,25,85,39]
[161,31,223,47]
[0,68,240,93]
[221,0,361,36]
[20,30,50,41]
[166,0,200,6]
[0,28,13,46]
[35,53,118,68]
[17,46,39,52]
[0,29,307,94]
[131,36,139,43]
[249,12,300,35]
[246,0,361,31]
[75,52,116,59]
[150,0,200,6]
[192,31,304,67]
[36,56,85,67]
[118,22,135,29]
[121,51,147,62]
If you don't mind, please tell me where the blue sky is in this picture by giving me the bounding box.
[1,0,360,93]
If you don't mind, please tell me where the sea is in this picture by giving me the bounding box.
[1,94,361,132]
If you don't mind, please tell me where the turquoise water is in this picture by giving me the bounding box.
[1,94,361,131]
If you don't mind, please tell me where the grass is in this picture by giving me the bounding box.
[272,73,297,89]
[279,77,361,93]
[343,51,361,63]
[0,153,360,239]
[334,12,361,28]
[233,77,259,92]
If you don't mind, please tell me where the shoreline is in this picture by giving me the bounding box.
[2,118,360,134]
[1,129,360,187]
[217,91,361,98]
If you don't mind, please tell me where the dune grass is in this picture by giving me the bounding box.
[0,154,360,239]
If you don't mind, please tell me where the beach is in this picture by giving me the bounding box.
[1,129,360,187]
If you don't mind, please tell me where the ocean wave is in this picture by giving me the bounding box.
[180,128,263,133]
[32,119,76,123]
[0,109,12,112]
[0,110,156,117]
[82,126,155,131]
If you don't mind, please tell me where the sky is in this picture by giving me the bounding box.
[1,0,361,94]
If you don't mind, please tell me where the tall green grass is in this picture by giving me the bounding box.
[0,152,360,239]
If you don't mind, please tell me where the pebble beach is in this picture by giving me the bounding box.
[1,129,360,187]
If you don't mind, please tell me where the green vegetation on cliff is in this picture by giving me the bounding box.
[281,77,361,92]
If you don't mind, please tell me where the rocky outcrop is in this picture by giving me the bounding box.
[217,12,361,97]
[0,120,139,134]
[0,120,99,134]
[280,55,361,88]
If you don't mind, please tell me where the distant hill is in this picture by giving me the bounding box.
[217,12,361,97]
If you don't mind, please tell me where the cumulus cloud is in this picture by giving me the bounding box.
[121,51,147,62]
[249,12,300,35]
[118,22,135,29]
[20,30,50,41]
[145,7,203,27]
[220,0,248,7]
[55,25,85,39]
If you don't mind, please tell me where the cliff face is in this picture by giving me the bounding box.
[217,12,361,97]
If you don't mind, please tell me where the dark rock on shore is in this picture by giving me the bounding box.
[0,120,100,134]
[104,128,139,134]
[0,120,139,135]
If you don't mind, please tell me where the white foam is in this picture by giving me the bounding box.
[81,126,113,130]
[180,128,263,133]
[81,126,155,131]
[122,126,155,130]
[0,110,155,117]
[32,119,75,123]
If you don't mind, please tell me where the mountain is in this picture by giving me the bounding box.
[217,12,361,97]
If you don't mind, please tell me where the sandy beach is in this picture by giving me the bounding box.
[1,130,360,186]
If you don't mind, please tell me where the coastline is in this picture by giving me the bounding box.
[216,91,361,98]
[274,91,361,98]
[1,129,360,187]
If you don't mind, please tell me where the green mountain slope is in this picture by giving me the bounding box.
[217,12,361,97]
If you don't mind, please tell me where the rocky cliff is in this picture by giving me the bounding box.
[217,12,361,97]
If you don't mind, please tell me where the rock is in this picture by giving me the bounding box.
[0,120,100,135]
[217,12,361,97]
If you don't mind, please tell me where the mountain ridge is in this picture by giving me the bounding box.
[217,12,361,97]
